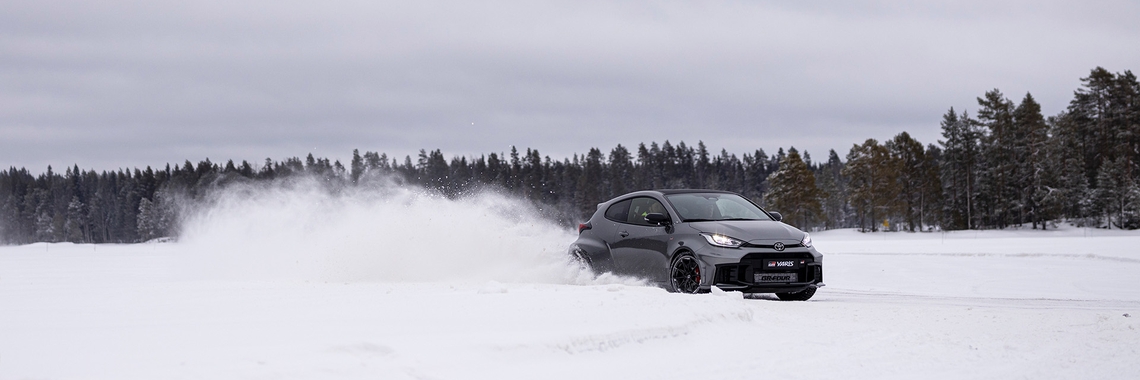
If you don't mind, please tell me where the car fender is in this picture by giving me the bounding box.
[570,235,616,273]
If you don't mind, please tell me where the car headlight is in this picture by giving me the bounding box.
[801,233,813,248]
[701,233,745,248]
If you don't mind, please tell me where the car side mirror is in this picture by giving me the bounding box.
[769,211,783,222]
[644,213,671,226]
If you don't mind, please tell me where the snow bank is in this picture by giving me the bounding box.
[174,178,632,285]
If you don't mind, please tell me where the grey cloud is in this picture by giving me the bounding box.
[2,0,1138,170]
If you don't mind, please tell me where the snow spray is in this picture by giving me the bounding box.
[172,177,626,285]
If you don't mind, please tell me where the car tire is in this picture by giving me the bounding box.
[775,287,816,301]
[668,254,702,294]
[571,248,592,270]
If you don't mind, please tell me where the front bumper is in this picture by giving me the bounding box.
[709,251,823,293]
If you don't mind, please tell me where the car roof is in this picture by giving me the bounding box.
[596,189,753,212]
[655,189,737,195]
[606,189,739,202]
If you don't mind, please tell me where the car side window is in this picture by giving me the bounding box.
[604,199,631,222]
[626,197,669,226]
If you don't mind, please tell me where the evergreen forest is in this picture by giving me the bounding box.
[2,67,1138,244]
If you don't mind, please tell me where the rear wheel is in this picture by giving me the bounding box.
[775,287,817,301]
[570,248,592,270]
[669,254,701,294]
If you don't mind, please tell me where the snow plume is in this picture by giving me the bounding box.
[174,177,634,285]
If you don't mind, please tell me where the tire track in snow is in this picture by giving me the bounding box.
[494,304,756,354]
[823,288,1140,310]
[829,252,1140,263]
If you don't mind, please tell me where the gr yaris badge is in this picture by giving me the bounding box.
[773,242,785,251]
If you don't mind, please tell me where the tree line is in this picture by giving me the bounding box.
[1,66,1137,244]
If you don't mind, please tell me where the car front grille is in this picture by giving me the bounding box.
[714,252,819,285]
[740,242,805,249]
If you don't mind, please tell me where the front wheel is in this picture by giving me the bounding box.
[775,287,817,301]
[669,254,702,294]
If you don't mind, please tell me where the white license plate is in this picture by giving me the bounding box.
[755,273,798,283]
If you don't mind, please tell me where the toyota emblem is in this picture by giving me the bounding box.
[773,242,785,251]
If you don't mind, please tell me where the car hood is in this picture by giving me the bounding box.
[685,220,804,242]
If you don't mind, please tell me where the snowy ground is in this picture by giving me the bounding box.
[2,187,1138,379]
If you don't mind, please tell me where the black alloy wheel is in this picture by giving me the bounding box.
[669,254,701,293]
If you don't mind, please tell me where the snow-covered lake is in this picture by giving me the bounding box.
[2,185,1137,379]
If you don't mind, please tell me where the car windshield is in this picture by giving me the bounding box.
[664,193,772,222]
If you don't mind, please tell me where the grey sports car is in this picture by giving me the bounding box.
[568,189,824,300]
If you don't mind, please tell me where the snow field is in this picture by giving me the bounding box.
[814,227,1140,301]
[1,238,1138,379]
[1,184,1138,379]
[2,242,1136,380]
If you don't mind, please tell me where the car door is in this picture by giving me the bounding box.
[589,198,632,273]
[609,196,674,282]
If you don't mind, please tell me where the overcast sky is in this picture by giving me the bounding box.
[2,0,1138,172]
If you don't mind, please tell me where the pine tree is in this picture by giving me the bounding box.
[939,109,982,230]
[350,149,365,184]
[887,132,927,231]
[1049,111,1096,225]
[1014,93,1050,228]
[521,148,544,201]
[815,152,846,230]
[29,187,54,242]
[576,148,605,219]
[696,141,711,188]
[239,161,254,178]
[608,144,634,196]
[509,146,522,191]
[675,141,695,188]
[844,139,899,231]
[1118,71,1140,166]
[1096,156,1140,229]
[660,141,679,188]
[766,148,823,229]
[975,89,1018,228]
[741,149,770,205]
[634,143,655,190]
[64,196,87,242]
[136,197,157,241]
[424,150,449,193]
[449,156,472,195]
